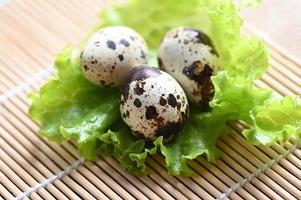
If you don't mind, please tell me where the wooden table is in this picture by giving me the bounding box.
[242,0,301,58]
[0,1,301,200]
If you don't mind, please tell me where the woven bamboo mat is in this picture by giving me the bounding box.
[1,1,301,200]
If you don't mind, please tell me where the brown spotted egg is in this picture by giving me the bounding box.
[158,27,219,105]
[80,26,149,87]
[120,66,189,142]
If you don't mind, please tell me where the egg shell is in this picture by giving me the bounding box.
[158,27,219,104]
[80,26,149,87]
[120,67,189,141]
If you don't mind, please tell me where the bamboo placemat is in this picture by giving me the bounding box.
[1,1,301,200]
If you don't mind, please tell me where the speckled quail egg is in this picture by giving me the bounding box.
[120,66,189,142]
[80,26,149,87]
[158,27,220,105]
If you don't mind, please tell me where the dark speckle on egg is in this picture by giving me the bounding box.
[155,121,182,141]
[141,50,146,59]
[133,98,142,108]
[184,28,219,56]
[120,39,130,47]
[121,67,161,100]
[118,54,124,61]
[167,94,177,107]
[126,110,130,118]
[183,61,213,86]
[106,40,116,50]
[159,97,167,106]
[184,62,214,104]
[145,105,158,120]
[134,81,145,95]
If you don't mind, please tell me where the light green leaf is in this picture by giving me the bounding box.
[244,96,301,144]
[29,46,120,159]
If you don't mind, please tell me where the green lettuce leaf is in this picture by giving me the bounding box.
[29,0,301,176]
[155,113,225,176]
[98,125,156,176]
[198,0,268,79]
[29,46,120,159]
[210,71,272,123]
[243,96,301,144]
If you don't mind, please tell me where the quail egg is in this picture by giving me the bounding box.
[80,26,149,87]
[120,66,189,142]
[158,27,219,104]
